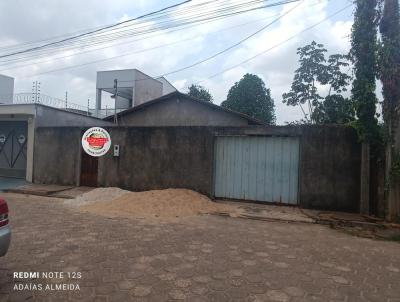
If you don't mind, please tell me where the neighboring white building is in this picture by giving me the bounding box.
[156,76,177,95]
[0,74,14,105]
[95,69,177,117]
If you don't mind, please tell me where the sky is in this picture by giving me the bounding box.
[0,0,359,124]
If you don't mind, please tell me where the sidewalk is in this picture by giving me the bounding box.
[0,177,28,192]
[216,200,314,223]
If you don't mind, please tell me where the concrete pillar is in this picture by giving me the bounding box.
[360,142,370,215]
[26,117,35,182]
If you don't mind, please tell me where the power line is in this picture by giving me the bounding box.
[0,0,192,59]
[161,0,302,77]
[0,0,259,57]
[19,0,301,78]
[17,0,351,92]
[0,0,292,63]
[0,3,283,67]
[0,12,283,72]
[195,3,353,84]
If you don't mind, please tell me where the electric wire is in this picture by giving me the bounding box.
[195,3,353,84]
[22,0,302,78]
[0,0,297,63]
[0,0,193,58]
[0,12,283,72]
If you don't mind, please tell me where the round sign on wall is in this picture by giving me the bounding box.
[82,127,111,157]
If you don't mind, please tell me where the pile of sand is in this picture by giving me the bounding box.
[74,188,236,220]
[64,187,130,206]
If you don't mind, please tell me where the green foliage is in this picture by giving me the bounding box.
[187,84,213,103]
[378,0,400,122]
[313,94,355,124]
[221,73,275,124]
[378,0,400,187]
[350,0,380,143]
[326,54,353,93]
[282,41,353,124]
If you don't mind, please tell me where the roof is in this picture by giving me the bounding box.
[0,103,106,121]
[103,91,265,125]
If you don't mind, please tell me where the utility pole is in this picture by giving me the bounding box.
[32,81,41,103]
[114,79,118,125]
[65,91,68,109]
[87,99,90,116]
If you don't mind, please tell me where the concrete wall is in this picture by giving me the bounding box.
[34,105,112,127]
[34,127,81,185]
[298,126,361,211]
[98,127,214,194]
[33,125,361,211]
[134,71,163,107]
[157,77,177,95]
[117,98,250,127]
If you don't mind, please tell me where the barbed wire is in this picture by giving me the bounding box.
[0,92,109,118]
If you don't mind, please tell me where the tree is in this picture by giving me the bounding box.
[221,73,275,124]
[313,95,355,124]
[378,0,400,220]
[350,0,380,142]
[350,0,381,216]
[379,0,400,126]
[187,84,213,102]
[282,41,353,124]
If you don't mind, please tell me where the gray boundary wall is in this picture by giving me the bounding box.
[33,125,361,211]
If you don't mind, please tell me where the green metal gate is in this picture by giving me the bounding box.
[214,136,300,204]
[0,121,28,178]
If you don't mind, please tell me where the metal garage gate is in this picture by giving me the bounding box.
[214,136,300,204]
[0,121,28,178]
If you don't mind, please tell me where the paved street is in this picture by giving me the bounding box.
[0,193,399,302]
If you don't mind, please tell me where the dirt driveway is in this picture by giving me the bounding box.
[0,193,399,302]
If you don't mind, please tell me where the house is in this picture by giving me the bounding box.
[103,91,264,127]
[0,71,362,212]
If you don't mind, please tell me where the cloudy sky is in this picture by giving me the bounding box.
[0,0,357,124]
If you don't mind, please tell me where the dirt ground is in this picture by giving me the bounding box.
[0,192,399,301]
[64,187,312,223]
[67,188,239,221]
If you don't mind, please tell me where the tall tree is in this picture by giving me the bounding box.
[378,0,400,220]
[350,0,380,142]
[187,84,213,103]
[221,74,275,124]
[282,41,353,124]
[351,0,380,215]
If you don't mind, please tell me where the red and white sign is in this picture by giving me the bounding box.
[82,127,111,157]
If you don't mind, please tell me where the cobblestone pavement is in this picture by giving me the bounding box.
[0,193,399,302]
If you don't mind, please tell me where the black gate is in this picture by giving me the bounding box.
[0,121,28,178]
